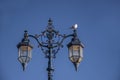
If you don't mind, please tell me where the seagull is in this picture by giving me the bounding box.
[70,24,78,30]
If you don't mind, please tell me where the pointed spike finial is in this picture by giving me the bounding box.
[48,18,52,24]
[23,30,28,38]
[73,62,80,71]
[24,30,28,33]
[48,18,52,22]
[22,63,27,71]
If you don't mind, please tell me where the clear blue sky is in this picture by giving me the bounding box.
[0,0,120,80]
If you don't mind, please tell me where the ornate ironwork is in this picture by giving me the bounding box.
[18,18,83,80]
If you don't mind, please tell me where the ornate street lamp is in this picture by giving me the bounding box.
[17,31,33,71]
[17,18,84,80]
[67,29,84,71]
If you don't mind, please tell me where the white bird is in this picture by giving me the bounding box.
[70,24,78,30]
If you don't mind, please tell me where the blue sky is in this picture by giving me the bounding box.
[0,0,120,80]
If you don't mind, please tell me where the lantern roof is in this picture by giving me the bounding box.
[17,38,33,49]
[67,37,84,48]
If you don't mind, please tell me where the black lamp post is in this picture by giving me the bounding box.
[17,18,84,80]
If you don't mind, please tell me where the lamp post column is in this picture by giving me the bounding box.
[46,29,54,80]
[47,47,54,80]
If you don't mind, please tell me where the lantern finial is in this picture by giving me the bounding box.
[22,63,27,71]
[73,62,79,71]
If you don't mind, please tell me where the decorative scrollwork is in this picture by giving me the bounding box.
[27,18,74,58]
[33,19,66,58]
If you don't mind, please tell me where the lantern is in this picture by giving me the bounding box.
[67,37,84,71]
[17,38,33,71]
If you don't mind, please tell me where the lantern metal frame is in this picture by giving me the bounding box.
[17,18,84,80]
[67,29,84,71]
[17,32,33,71]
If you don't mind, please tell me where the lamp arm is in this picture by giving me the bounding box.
[59,29,78,46]
[28,35,48,47]
[52,28,78,48]
[53,28,79,47]
[60,34,74,45]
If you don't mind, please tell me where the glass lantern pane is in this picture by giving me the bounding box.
[78,57,82,63]
[20,50,28,57]
[28,50,32,58]
[18,57,30,63]
[69,46,73,57]
[69,45,83,63]
[19,46,32,57]
[73,50,79,56]
[18,46,32,64]
[73,45,80,56]
[21,57,27,62]
[20,46,32,51]
[73,46,79,50]
[80,46,83,57]
[70,56,79,62]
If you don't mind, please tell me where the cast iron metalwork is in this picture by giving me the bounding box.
[17,18,83,80]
